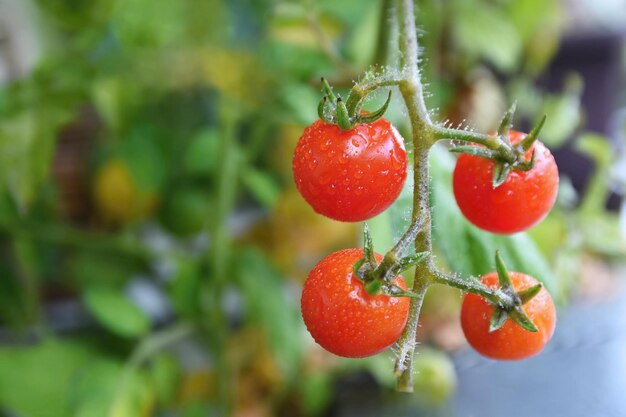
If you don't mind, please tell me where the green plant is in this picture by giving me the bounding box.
[295,0,559,391]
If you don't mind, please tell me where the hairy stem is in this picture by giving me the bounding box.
[431,269,514,306]
[432,124,501,148]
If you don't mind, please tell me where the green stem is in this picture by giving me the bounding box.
[345,77,402,116]
[0,222,152,263]
[111,323,193,413]
[394,273,428,392]
[431,270,514,306]
[391,0,438,391]
[432,124,501,148]
[204,100,239,414]
[373,0,396,67]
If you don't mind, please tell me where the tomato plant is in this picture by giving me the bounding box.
[453,130,559,234]
[292,0,562,389]
[301,248,410,358]
[461,271,556,360]
[292,117,407,222]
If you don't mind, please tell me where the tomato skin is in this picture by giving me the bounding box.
[461,272,556,360]
[453,131,559,234]
[301,249,410,358]
[292,118,407,222]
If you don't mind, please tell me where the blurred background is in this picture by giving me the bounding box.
[1,0,626,416]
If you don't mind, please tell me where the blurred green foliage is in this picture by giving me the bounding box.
[0,0,623,416]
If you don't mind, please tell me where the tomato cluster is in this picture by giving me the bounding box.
[294,117,558,361]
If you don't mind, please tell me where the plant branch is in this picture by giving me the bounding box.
[431,269,515,306]
[432,124,501,148]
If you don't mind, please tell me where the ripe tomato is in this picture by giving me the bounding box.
[460,271,556,360]
[292,118,407,222]
[453,131,559,234]
[301,248,410,357]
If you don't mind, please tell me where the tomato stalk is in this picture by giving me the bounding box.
[385,0,543,391]
[202,99,240,413]
[304,0,550,392]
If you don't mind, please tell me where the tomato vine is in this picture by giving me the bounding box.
[295,0,558,392]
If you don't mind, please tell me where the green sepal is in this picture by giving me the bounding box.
[450,146,496,159]
[357,91,392,124]
[336,95,353,130]
[317,96,333,124]
[509,307,539,332]
[398,252,428,271]
[385,284,421,299]
[353,257,366,278]
[497,102,517,140]
[520,115,547,152]
[488,308,509,333]
[492,163,512,188]
[513,149,536,172]
[518,283,542,304]
[363,223,376,267]
[383,251,429,281]
[494,250,513,290]
[365,279,382,296]
[321,77,337,102]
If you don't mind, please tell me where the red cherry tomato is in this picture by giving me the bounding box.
[453,131,559,234]
[460,271,556,360]
[301,248,410,357]
[292,118,407,222]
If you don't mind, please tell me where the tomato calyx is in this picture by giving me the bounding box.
[353,224,428,298]
[486,251,543,333]
[318,78,392,130]
[450,103,548,188]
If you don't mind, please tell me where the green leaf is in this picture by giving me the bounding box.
[239,166,281,209]
[0,339,118,417]
[298,372,333,417]
[169,257,202,318]
[453,3,522,72]
[112,0,186,48]
[278,82,323,125]
[148,354,181,407]
[83,288,150,338]
[576,133,613,215]
[507,0,564,75]
[0,107,69,212]
[539,75,583,147]
[236,249,302,379]
[344,0,379,66]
